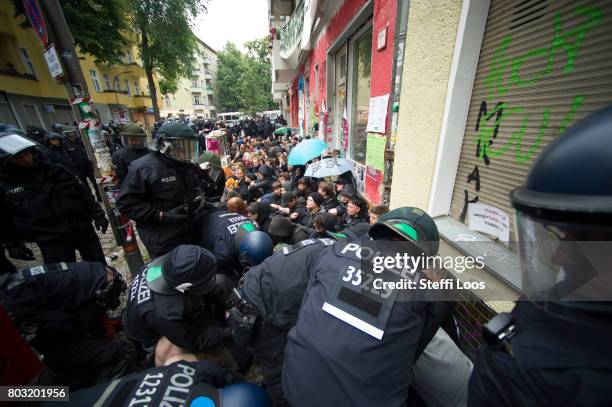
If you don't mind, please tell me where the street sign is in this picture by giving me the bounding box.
[23,0,48,46]
[43,44,64,79]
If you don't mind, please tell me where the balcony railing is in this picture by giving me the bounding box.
[279,0,304,59]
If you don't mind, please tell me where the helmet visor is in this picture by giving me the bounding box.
[121,134,147,150]
[516,211,612,303]
[164,138,199,163]
[0,134,37,156]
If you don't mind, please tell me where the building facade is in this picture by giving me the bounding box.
[0,1,163,132]
[270,0,612,358]
[160,37,218,119]
[0,1,75,129]
[270,0,406,206]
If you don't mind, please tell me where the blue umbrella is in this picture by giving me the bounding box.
[305,158,354,178]
[288,138,327,166]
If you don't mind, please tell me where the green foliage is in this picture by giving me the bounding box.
[10,0,131,65]
[216,38,275,114]
[129,0,207,119]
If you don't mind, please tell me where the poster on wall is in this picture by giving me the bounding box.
[366,94,389,133]
[365,133,386,172]
[467,202,510,243]
[365,166,383,205]
[353,162,366,194]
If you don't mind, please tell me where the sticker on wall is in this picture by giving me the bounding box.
[353,162,366,194]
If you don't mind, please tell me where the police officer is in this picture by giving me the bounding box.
[117,121,206,259]
[198,151,226,202]
[59,124,102,201]
[0,130,109,264]
[122,245,234,367]
[238,236,339,406]
[111,122,149,184]
[41,131,73,169]
[0,261,128,389]
[53,360,270,407]
[468,105,612,405]
[282,207,442,407]
[194,209,261,282]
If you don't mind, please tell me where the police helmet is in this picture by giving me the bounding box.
[187,383,271,407]
[0,131,39,168]
[51,122,63,132]
[234,228,273,268]
[61,125,80,141]
[44,131,63,145]
[119,122,148,150]
[155,121,199,163]
[145,245,217,296]
[369,207,439,256]
[510,104,612,308]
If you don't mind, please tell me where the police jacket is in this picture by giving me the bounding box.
[42,144,73,169]
[0,159,105,243]
[67,360,236,407]
[468,301,612,406]
[283,240,434,407]
[194,210,258,281]
[240,238,336,330]
[0,262,109,351]
[63,137,92,171]
[123,268,226,351]
[111,147,150,184]
[117,152,203,257]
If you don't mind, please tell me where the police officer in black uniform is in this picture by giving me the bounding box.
[0,130,109,264]
[194,209,261,282]
[123,245,234,366]
[111,122,149,184]
[42,131,73,169]
[282,207,442,407]
[52,360,271,407]
[117,121,206,259]
[468,105,612,406]
[198,151,226,202]
[59,124,102,201]
[0,260,128,389]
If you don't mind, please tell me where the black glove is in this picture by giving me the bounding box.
[159,205,188,223]
[191,193,208,215]
[94,216,109,234]
[7,243,35,261]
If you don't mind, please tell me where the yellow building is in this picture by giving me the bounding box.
[0,1,74,128]
[0,1,162,131]
[79,40,163,130]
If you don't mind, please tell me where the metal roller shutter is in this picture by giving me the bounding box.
[449,0,612,249]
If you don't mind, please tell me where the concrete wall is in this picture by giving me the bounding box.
[389,0,463,210]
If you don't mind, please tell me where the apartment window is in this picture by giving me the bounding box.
[206,80,212,90]
[209,95,214,106]
[103,74,111,90]
[89,69,101,92]
[114,77,121,91]
[134,80,141,95]
[19,48,36,78]
[192,77,199,87]
[193,94,201,105]
[124,79,131,96]
[165,95,171,106]
[126,50,133,64]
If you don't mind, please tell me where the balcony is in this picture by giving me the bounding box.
[269,0,294,16]
[191,85,203,92]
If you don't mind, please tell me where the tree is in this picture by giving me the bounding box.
[11,0,131,65]
[129,0,207,120]
[215,42,247,112]
[215,38,275,114]
[240,38,275,113]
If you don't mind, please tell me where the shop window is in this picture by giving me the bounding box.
[349,26,372,164]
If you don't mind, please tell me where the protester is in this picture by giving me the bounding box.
[369,204,390,224]
[297,192,323,228]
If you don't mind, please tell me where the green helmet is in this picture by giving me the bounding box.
[119,122,147,150]
[155,122,198,163]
